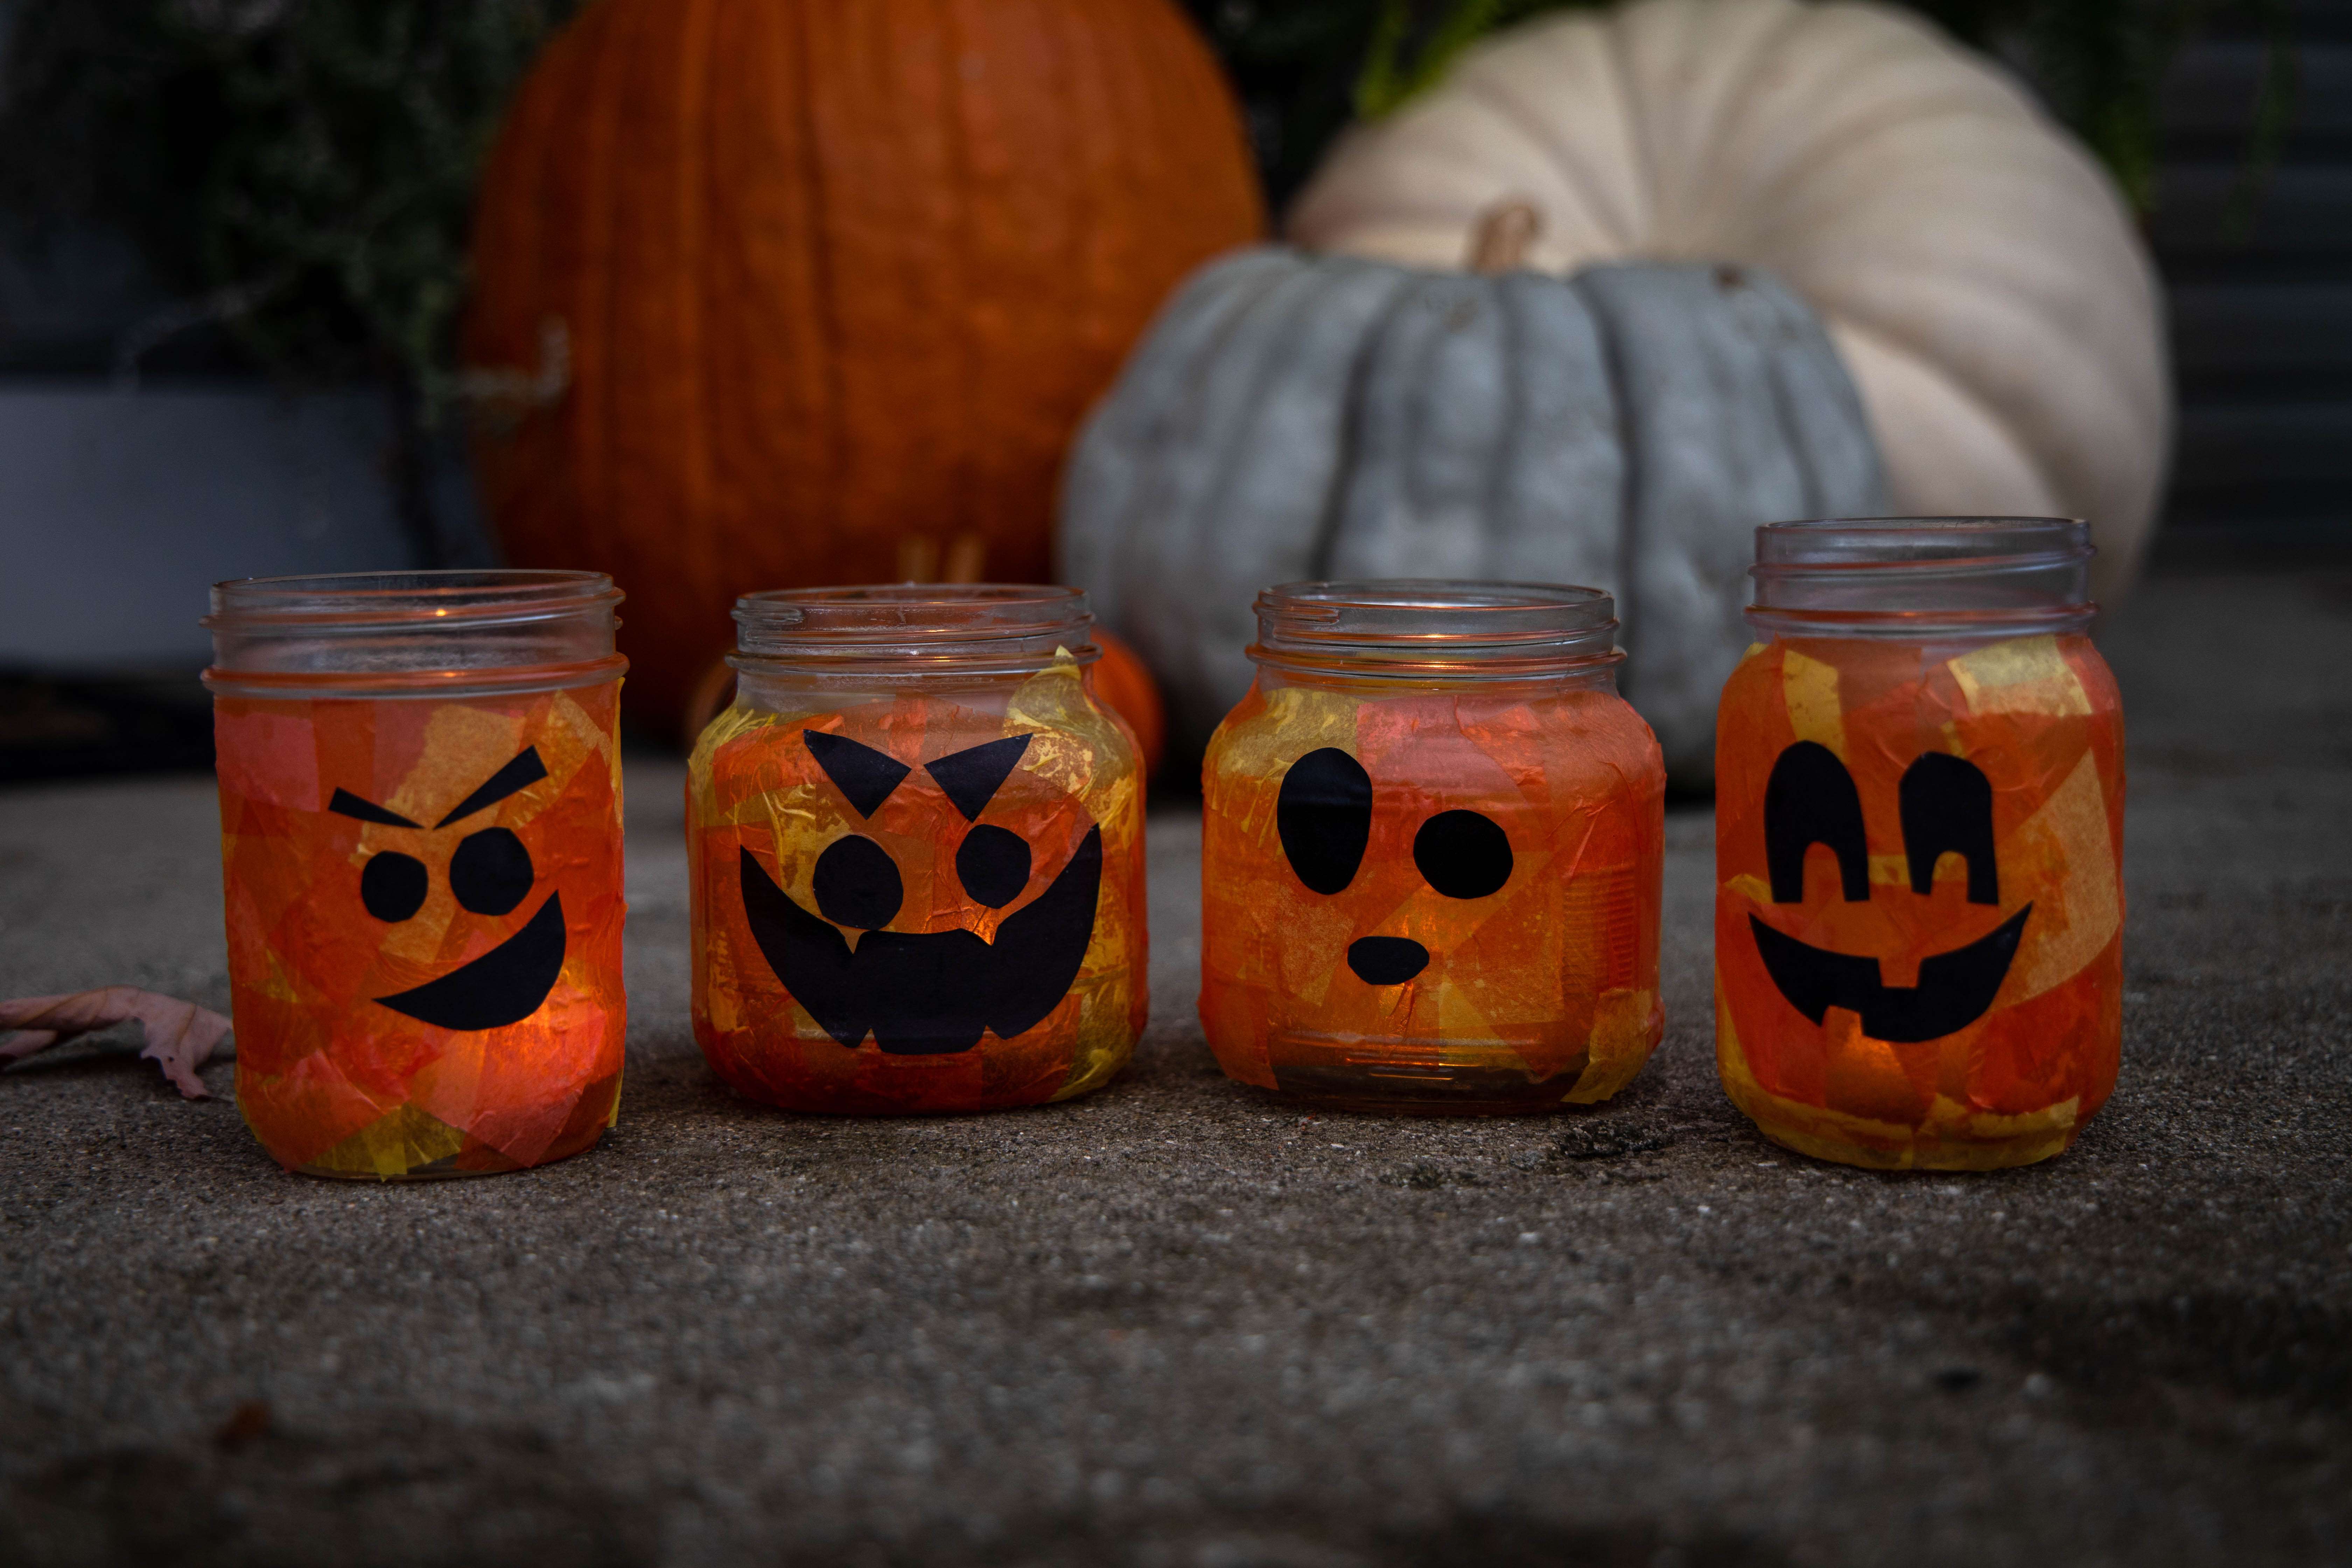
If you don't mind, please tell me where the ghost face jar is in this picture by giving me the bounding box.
[1201,582,1665,1113]
[689,586,1147,1114]
[1716,519,2125,1170]
[203,571,629,1178]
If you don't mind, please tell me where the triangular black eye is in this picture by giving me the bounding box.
[927,735,1032,821]
[805,731,911,818]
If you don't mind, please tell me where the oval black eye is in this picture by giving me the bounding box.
[957,824,1032,908]
[812,834,903,930]
[359,851,428,923]
[450,827,535,917]
[1276,748,1373,896]
[1413,810,1512,899]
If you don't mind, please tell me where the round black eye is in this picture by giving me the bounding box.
[812,835,903,930]
[956,824,1032,908]
[1277,748,1373,895]
[359,852,428,923]
[450,828,535,917]
[1413,810,1512,899]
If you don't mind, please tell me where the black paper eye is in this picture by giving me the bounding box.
[1277,748,1373,896]
[1764,740,1870,904]
[812,835,903,930]
[1900,752,1999,904]
[957,825,1032,908]
[450,827,535,917]
[1413,810,1512,899]
[360,852,428,923]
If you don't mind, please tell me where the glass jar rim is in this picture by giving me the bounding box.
[205,569,622,632]
[1251,579,1623,679]
[203,569,625,695]
[1748,517,2094,637]
[730,583,1097,672]
[1752,516,2091,573]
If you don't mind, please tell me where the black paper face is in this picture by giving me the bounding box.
[332,746,567,1031]
[1749,740,2029,1043]
[1274,747,1515,987]
[737,732,1103,1055]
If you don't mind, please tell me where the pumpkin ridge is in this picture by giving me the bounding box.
[1452,65,1641,254]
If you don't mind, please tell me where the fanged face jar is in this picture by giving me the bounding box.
[687,586,1148,1114]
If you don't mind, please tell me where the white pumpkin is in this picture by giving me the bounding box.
[1288,0,2170,598]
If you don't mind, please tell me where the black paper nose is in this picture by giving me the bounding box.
[1347,936,1429,986]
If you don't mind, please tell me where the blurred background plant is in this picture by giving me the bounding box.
[0,0,580,555]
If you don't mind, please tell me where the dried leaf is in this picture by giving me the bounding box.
[0,987,230,1099]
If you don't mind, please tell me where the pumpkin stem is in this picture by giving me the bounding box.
[1466,201,1542,274]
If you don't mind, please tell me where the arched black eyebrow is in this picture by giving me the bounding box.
[434,747,548,827]
[329,789,420,828]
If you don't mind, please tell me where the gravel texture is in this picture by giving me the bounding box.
[0,570,2345,1568]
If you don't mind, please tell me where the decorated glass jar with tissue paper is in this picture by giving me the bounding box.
[1715,518,2125,1170]
[203,571,629,1178]
[1200,581,1664,1113]
[688,586,1147,1114]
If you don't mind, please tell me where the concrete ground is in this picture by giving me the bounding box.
[0,570,2345,1568]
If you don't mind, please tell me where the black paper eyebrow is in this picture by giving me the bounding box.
[805,731,911,818]
[434,747,549,828]
[927,735,1032,821]
[329,789,421,829]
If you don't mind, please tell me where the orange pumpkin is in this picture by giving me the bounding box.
[464,0,1265,730]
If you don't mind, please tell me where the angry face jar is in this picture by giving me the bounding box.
[203,572,629,1178]
[1716,519,2126,1170]
[689,587,1147,1114]
[1200,583,1664,1113]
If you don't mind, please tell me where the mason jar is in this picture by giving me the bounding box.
[689,586,1147,1113]
[1715,518,2125,1170]
[202,570,629,1178]
[1200,581,1665,1113]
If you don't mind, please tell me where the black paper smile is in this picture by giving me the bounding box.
[739,830,1101,1055]
[375,892,568,1031]
[1751,740,2029,1043]
[1748,905,2030,1044]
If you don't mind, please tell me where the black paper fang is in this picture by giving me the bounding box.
[926,736,1033,822]
[738,826,1102,1055]
[375,892,568,1031]
[805,732,911,818]
[435,747,549,828]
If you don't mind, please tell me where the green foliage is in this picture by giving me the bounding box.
[0,0,578,403]
[1187,0,2298,210]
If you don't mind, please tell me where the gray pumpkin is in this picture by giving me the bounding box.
[1056,244,1886,782]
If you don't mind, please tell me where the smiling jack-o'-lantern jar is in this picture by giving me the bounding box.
[1716,519,2125,1170]
[689,587,1147,1114]
[1200,582,1664,1113]
[203,572,629,1178]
